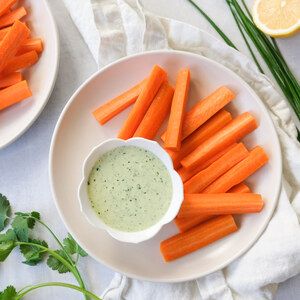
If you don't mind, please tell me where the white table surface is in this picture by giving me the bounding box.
[0,0,299,299]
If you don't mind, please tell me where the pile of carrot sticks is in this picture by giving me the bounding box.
[92,64,268,262]
[0,0,43,111]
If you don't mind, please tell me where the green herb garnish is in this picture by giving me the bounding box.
[0,193,101,300]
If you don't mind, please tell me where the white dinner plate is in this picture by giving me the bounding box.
[0,0,59,149]
[49,50,282,282]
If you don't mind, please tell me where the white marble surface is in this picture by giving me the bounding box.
[0,0,299,299]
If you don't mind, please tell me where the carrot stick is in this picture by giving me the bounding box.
[228,183,251,193]
[178,143,237,183]
[17,38,43,55]
[161,86,235,142]
[93,78,147,125]
[0,7,27,29]
[0,71,22,88]
[175,181,249,232]
[203,146,268,193]
[3,50,39,74]
[134,82,174,139]
[184,143,249,193]
[0,25,10,39]
[174,215,213,233]
[0,0,17,17]
[161,215,237,262]
[164,68,190,150]
[0,20,30,73]
[118,65,167,139]
[167,110,232,169]
[177,194,264,218]
[181,112,257,169]
[0,80,32,110]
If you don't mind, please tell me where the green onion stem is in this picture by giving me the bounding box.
[16,282,101,300]
[186,0,237,49]
[228,5,264,73]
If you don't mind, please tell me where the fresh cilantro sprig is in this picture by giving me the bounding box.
[0,194,101,300]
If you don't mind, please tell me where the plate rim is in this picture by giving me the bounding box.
[0,0,60,149]
[49,49,282,283]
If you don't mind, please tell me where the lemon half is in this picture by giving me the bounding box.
[253,0,300,37]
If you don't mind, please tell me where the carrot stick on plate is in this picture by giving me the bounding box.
[161,215,238,262]
[3,50,39,74]
[175,181,250,232]
[17,38,43,55]
[0,20,30,73]
[164,68,190,151]
[118,65,167,139]
[0,0,17,17]
[134,82,174,139]
[177,143,237,183]
[92,78,147,125]
[0,6,27,29]
[0,25,10,39]
[167,109,232,169]
[0,80,32,110]
[177,193,264,218]
[181,112,258,169]
[161,86,235,142]
[184,143,249,193]
[228,183,251,193]
[0,72,22,88]
[203,146,268,193]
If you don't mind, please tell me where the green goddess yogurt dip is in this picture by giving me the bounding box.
[87,146,172,232]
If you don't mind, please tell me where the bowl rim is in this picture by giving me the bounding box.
[49,49,282,282]
[78,137,184,243]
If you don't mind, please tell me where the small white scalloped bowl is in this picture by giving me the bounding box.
[78,137,184,243]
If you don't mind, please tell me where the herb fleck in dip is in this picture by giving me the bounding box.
[87,146,172,232]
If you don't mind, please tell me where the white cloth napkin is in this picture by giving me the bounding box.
[62,0,300,299]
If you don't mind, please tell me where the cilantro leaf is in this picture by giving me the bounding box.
[0,240,15,262]
[63,234,87,257]
[0,194,11,232]
[0,286,17,300]
[47,250,72,274]
[20,239,48,266]
[0,229,16,262]
[14,211,40,229]
[12,215,29,242]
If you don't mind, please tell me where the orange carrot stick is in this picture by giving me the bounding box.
[161,86,235,142]
[17,38,43,55]
[0,80,32,110]
[0,7,27,29]
[228,183,251,193]
[3,50,39,74]
[164,68,190,150]
[0,0,17,17]
[0,25,10,39]
[134,82,174,139]
[181,112,257,169]
[203,146,268,193]
[167,110,232,169]
[175,181,249,232]
[118,65,167,139]
[177,194,264,218]
[0,20,30,73]
[93,78,147,125]
[161,215,237,262]
[184,143,249,193]
[178,143,237,183]
[174,215,213,233]
[0,72,22,88]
